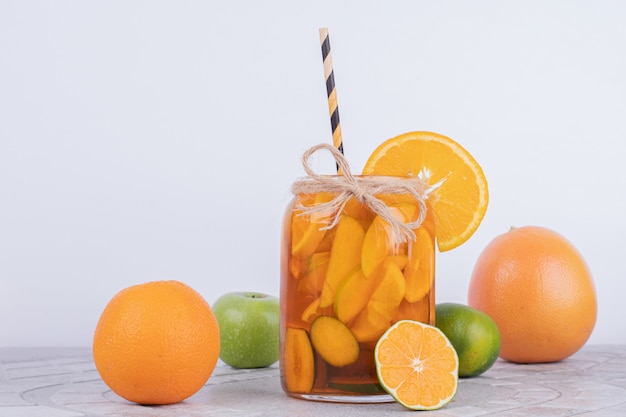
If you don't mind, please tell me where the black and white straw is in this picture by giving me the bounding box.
[319,28,344,171]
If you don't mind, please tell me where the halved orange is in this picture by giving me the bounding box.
[363,131,488,252]
[375,320,459,410]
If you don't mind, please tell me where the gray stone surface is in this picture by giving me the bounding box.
[1,345,625,416]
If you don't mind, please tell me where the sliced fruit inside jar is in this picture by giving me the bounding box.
[404,227,435,303]
[283,327,315,393]
[296,251,331,295]
[310,315,360,367]
[319,214,365,308]
[291,192,335,258]
[361,203,417,277]
[334,268,380,324]
[350,261,406,343]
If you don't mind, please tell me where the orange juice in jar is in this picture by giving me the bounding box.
[279,176,435,402]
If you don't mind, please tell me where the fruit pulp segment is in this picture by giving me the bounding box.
[280,193,436,398]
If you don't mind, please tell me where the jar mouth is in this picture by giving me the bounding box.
[301,174,426,180]
[291,174,429,195]
[291,173,429,244]
[293,175,430,196]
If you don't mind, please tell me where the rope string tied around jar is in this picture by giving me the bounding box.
[290,143,429,244]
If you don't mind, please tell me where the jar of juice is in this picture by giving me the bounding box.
[279,147,435,402]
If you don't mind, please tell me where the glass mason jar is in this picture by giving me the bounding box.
[279,177,435,403]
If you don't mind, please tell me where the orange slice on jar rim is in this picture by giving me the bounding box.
[362,131,488,252]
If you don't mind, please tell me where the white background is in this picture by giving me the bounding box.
[1,1,625,347]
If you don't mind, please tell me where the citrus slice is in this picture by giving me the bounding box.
[319,214,365,308]
[375,320,459,410]
[291,192,335,258]
[363,131,488,252]
[296,252,331,295]
[283,327,315,393]
[361,203,416,277]
[403,227,435,302]
[334,268,378,324]
[301,298,321,323]
[350,261,406,343]
[310,316,360,367]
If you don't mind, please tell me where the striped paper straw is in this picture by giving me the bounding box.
[319,28,344,171]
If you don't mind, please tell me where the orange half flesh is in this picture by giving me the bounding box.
[375,320,459,410]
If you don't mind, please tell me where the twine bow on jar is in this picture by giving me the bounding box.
[290,144,429,243]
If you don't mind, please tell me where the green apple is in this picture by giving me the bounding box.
[212,291,280,369]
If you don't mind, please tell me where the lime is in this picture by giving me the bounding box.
[435,303,500,377]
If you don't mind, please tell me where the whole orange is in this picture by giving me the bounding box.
[93,280,220,404]
[467,226,597,363]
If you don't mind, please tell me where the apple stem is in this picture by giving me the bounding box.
[248,293,266,299]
